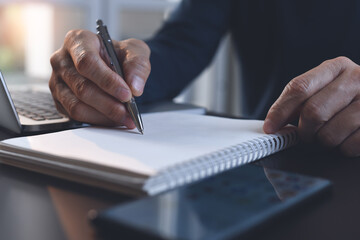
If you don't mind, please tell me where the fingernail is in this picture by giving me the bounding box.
[132,75,145,94]
[116,87,131,102]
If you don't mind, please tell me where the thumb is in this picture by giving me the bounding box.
[116,39,151,97]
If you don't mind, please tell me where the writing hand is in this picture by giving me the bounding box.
[49,30,151,128]
[264,57,360,157]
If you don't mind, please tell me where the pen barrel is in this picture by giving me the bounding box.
[97,19,144,134]
[97,26,124,78]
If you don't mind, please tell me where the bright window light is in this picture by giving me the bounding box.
[23,3,54,79]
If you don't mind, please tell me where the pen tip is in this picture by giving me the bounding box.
[140,130,144,135]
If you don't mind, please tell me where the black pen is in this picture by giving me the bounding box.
[96,19,144,134]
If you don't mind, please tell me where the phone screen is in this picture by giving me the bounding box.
[92,164,331,240]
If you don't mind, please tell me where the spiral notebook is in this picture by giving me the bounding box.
[0,112,298,196]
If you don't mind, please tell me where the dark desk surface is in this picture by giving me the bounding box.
[0,129,359,240]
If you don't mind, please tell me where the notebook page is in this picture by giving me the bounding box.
[2,112,269,176]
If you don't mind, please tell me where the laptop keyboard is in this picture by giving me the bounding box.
[10,91,66,121]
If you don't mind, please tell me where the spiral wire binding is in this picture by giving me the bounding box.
[144,128,298,195]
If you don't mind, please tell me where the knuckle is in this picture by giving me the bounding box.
[334,56,352,65]
[65,29,88,43]
[74,29,89,39]
[124,56,151,73]
[66,98,82,120]
[322,58,342,74]
[48,76,56,94]
[322,56,351,71]
[62,67,78,83]
[50,51,61,70]
[75,51,97,75]
[285,76,312,97]
[64,29,77,41]
[55,103,65,115]
[49,76,65,99]
[53,79,65,96]
[301,100,326,124]
[321,56,353,80]
[48,81,54,93]
[53,99,66,116]
[73,78,91,100]
[50,52,72,75]
[349,67,360,83]
[127,38,150,52]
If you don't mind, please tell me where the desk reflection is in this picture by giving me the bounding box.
[94,165,330,240]
[48,187,110,240]
[0,164,130,240]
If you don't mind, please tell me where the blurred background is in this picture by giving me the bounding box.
[0,0,242,116]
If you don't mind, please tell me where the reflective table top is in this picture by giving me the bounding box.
[0,129,359,240]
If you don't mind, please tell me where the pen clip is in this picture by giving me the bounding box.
[96,19,124,78]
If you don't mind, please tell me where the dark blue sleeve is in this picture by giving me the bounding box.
[138,0,234,104]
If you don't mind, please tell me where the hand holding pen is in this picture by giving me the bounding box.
[49,23,151,131]
[97,19,144,134]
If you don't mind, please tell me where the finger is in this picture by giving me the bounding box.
[52,79,126,127]
[50,43,136,128]
[340,128,360,157]
[264,57,352,133]
[64,30,132,102]
[49,72,67,115]
[57,59,132,124]
[316,99,360,147]
[54,99,67,116]
[115,39,151,96]
[298,67,360,141]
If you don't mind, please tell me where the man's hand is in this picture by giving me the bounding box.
[264,57,360,157]
[49,30,151,128]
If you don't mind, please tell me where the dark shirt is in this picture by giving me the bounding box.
[140,0,360,119]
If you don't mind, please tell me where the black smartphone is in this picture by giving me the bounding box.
[91,164,331,240]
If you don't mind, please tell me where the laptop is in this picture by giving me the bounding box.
[0,71,83,134]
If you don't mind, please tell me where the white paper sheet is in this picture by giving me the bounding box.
[2,112,267,176]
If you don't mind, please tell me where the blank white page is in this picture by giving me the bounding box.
[2,112,268,176]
